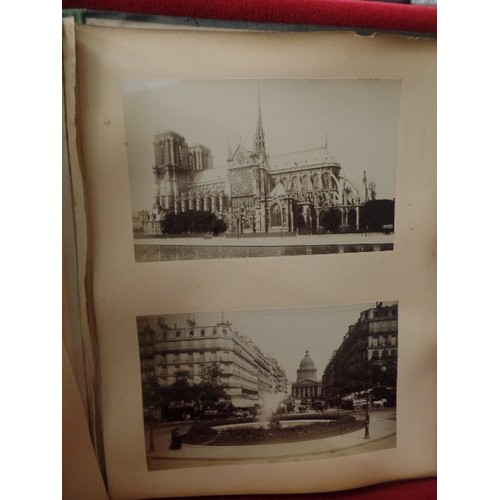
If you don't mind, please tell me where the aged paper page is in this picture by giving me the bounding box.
[75,25,436,499]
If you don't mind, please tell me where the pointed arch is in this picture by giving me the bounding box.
[301,174,309,193]
[322,172,331,189]
[270,202,282,227]
[348,208,357,227]
[311,173,319,189]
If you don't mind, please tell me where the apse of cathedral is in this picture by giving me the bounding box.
[150,90,376,235]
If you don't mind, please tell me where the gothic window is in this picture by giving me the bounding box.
[302,175,309,192]
[322,172,331,189]
[271,203,282,227]
[348,209,357,227]
[159,141,165,164]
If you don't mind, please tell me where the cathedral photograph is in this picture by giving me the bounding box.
[123,80,399,261]
[137,302,398,470]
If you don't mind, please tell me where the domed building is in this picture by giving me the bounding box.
[291,350,322,402]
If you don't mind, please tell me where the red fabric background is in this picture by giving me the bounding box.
[62,0,436,498]
[62,0,436,35]
[169,477,437,500]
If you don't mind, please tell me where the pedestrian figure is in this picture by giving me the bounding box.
[170,427,182,450]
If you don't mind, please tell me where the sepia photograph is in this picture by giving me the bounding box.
[137,301,398,470]
[123,79,399,261]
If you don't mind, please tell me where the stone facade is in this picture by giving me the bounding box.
[322,302,398,405]
[135,90,376,236]
[137,316,288,408]
[291,350,322,402]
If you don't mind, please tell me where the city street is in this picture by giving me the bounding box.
[146,409,396,470]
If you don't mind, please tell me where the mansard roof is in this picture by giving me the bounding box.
[269,146,339,171]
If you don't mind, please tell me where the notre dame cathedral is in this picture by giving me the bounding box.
[139,90,376,236]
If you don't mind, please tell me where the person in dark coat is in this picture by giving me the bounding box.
[169,427,182,450]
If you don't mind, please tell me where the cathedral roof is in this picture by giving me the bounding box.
[269,146,339,171]
[192,168,227,185]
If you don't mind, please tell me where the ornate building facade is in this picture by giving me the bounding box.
[136,90,376,236]
[322,302,398,406]
[291,350,322,402]
[137,315,288,410]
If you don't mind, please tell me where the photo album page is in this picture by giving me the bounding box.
[64,18,436,500]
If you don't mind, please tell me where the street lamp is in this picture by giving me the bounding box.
[147,406,156,452]
[364,364,387,440]
[364,391,371,439]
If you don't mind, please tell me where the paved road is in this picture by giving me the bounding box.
[146,409,396,471]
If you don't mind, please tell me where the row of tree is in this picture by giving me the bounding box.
[158,200,393,236]
[161,210,227,235]
[321,199,395,232]
[330,360,398,404]
[142,364,230,420]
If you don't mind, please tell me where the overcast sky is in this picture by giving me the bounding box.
[138,302,380,384]
[122,80,400,213]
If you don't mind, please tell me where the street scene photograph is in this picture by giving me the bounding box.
[123,79,399,261]
[137,301,398,470]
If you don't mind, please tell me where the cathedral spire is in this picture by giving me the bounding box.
[254,83,267,160]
